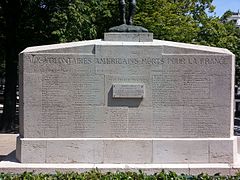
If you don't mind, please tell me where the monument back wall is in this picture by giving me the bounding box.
[19,40,234,139]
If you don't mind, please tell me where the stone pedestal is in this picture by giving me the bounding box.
[17,33,236,165]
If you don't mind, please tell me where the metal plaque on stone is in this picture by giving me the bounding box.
[112,83,144,98]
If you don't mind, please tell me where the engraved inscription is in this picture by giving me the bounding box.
[72,107,105,137]
[27,54,230,66]
[105,107,128,137]
[41,73,71,137]
[40,73,104,137]
[152,72,210,107]
[105,75,151,107]
[128,108,153,137]
[22,49,233,138]
[153,106,184,137]
[25,54,95,74]
[112,83,144,98]
[72,75,105,106]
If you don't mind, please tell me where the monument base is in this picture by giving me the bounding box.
[17,33,236,169]
[108,24,149,33]
[16,136,237,164]
[104,32,153,42]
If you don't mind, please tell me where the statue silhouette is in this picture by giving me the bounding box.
[109,0,148,32]
[119,0,136,25]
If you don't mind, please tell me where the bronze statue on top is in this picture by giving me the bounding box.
[119,0,136,25]
[108,0,148,32]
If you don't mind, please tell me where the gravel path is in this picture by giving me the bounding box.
[0,134,18,161]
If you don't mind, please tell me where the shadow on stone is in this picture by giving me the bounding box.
[1,150,18,163]
[107,86,142,107]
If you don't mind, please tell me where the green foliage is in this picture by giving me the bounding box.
[134,0,214,42]
[12,0,119,45]
[50,0,98,42]
[135,0,198,42]
[197,17,240,84]
[220,10,233,22]
[134,0,240,84]
[2,0,240,66]
[0,170,240,180]
[49,0,119,42]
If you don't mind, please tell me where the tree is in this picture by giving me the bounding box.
[134,0,214,42]
[135,0,240,84]
[0,0,119,132]
[1,0,240,132]
[49,0,118,42]
[0,2,5,76]
[197,12,240,84]
[0,0,21,132]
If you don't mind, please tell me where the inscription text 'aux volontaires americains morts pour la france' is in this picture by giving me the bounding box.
[29,55,228,65]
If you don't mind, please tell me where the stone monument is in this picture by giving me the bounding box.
[16,32,237,166]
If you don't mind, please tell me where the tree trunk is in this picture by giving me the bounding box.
[0,0,20,132]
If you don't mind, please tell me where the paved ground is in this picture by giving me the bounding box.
[0,134,18,161]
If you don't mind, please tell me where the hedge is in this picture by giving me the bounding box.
[1,169,240,180]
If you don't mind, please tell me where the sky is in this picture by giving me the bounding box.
[212,0,240,17]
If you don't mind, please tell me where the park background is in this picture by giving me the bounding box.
[0,0,240,132]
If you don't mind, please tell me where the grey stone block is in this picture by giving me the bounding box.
[104,33,153,42]
[17,33,236,164]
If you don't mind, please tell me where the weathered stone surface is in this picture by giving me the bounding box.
[104,32,153,42]
[112,83,144,98]
[16,138,237,164]
[209,139,237,163]
[17,33,236,164]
